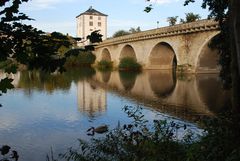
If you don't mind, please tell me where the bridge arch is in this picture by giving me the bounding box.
[148,42,177,69]
[119,44,137,60]
[195,32,220,73]
[101,48,111,61]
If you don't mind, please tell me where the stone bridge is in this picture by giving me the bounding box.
[94,19,220,73]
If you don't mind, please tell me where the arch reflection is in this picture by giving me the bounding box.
[148,70,176,98]
[119,71,139,91]
[196,74,230,113]
[100,71,111,83]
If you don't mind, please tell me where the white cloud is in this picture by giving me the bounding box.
[130,0,180,5]
[148,0,180,4]
[21,0,78,11]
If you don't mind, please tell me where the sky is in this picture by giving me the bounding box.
[19,0,210,37]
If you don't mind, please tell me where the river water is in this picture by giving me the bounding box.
[0,69,230,161]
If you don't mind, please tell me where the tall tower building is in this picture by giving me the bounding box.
[76,6,107,44]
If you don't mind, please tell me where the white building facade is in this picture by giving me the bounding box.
[76,6,107,44]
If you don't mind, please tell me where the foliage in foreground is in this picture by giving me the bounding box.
[0,145,19,161]
[59,106,192,161]
[44,106,240,161]
[0,0,102,105]
[186,112,240,161]
[118,57,142,71]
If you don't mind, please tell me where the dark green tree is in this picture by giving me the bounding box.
[180,12,201,23]
[167,16,178,26]
[0,0,102,105]
[112,27,141,38]
[129,26,141,33]
[112,30,130,38]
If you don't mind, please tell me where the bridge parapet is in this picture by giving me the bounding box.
[96,19,219,48]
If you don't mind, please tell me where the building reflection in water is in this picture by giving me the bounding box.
[77,80,107,116]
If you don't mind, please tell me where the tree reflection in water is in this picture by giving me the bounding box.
[17,68,96,95]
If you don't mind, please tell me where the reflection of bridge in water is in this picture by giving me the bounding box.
[3,70,229,121]
[89,70,230,120]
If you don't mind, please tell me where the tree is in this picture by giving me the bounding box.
[167,16,178,26]
[0,0,102,105]
[112,27,141,38]
[129,26,141,33]
[180,12,201,23]
[112,30,130,38]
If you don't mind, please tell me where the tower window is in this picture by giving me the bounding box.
[98,22,101,27]
[89,21,93,26]
[98,16,101,20]
[90,16,93,19]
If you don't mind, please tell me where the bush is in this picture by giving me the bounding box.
[64,49,96,67]
[97,60,113,70]
[59,106,190,161]
[0,60,15,69]
[49,107,240,161]
[118,57,141,71]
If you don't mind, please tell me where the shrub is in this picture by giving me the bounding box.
[118,57,141,71]
[59,106,190,161]
[0,60,16,70]
[97,60,113,70]
[64,49,96,67]
[50,107,240,161]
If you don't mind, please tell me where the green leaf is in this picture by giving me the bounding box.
[144,5,153,13]
[4,64,18,74]
[0,78,14,93]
